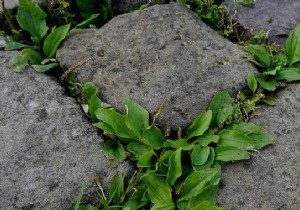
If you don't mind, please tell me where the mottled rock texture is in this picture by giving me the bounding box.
[218,84,300,210]
[57,3,256,130]
[0,51,132,210]
[222,0,300,45]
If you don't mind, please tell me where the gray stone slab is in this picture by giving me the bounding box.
[222,0,300,45]
[218,84,300,210]
[56,3,256,130]
[0,51,132,210]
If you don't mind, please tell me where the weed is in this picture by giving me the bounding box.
[73,83,274,210]
[246,24,300,92]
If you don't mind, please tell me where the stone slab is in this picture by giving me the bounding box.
[222,0,300,45]
[0,51,132,210]
[218,84,300,209]
[56,3,256,130]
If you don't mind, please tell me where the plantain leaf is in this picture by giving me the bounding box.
[32,63,59,73]
[142,174,172,204]
[215,146,250,162]
[208,91,233,127]
[43,24,70,58]
[247,72,257,94]
[257,75,277,91]
[275,68,300,82]
[177,167,220,202]
[109,172,125,204]
[286,23,300,66]
[124,98,149,137]
[191,145,210,166]
[218,129,256,150]
[104,140,127,162]
[166,149,182,186]
[186,110,212,139]
[247,44,271,68]
[95,108,135,139]
[151,199,175,210]
[141,125,164,150]
[17,0,48,43]
[83,82,98,100]
[126,143,152,161]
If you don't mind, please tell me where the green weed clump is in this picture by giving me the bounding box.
[246,24,300,92]
[72,80,274,210]
[4,0,113,73]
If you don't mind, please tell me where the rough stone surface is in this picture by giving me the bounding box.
[222,0,300,45]
[57,3,256,130]
[218,84,300,210]
[0,51,132,210]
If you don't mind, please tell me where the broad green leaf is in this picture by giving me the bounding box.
[104,140,127,162]
[5,38,34,51]
[286,23,300,65]
[137,150,156,168]
[93,121,115,136]
[77,205,98,210]
[95,108,135,139]
[178,167,220,202]
[109,172,125,204]
[196,132,220,147]
[141,125,164,150]
[126,143,152,161]
[43,24,70,58]
[164,138,188,149]
[142,174,172,204]
[218,129,256,150]
[190,201,229,210]
[249,133,274,150]
[9,53,30,73]
[215,146,250,162]
[193,147,215,171]
[32,63,59,73]
[151,199,175,210]
[9,49,42,73]
[263,98,275,106]
[88,95,102,123]
[76,13,101,29]
[188,185,218,208]
[191,145,210,166]
[23,48,43,64]
[124,98,149,137]
[186,110,212,139]
[232,122,263,135]
[17,0,48,43]
[123,198,149,210]
[257,75,277,91]
[208,91,233,127]
[247,44,271,68]
[166,149,182,186]
[275,68,300,81]
[247,72,257,94]
[83,82,97,100]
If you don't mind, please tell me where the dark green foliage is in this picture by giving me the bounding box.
[76,89,274,209]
